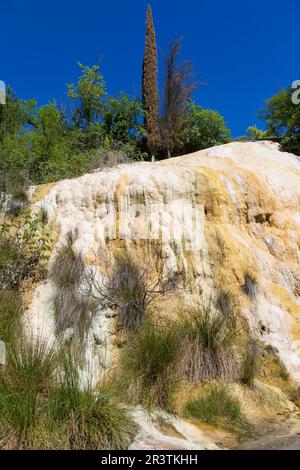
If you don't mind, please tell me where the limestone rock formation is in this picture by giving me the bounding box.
[25,141,300,387]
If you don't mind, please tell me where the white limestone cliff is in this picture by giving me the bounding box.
[24,140,300,389]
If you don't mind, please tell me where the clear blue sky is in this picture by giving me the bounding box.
[1,0,299,137]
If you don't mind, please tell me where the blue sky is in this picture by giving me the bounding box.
[1,0,299,137]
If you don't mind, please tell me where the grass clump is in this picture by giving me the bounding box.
[0,289,22,345]
[50,232,85,289]
[185,384,241,426]
[0,337,56,449]
[119,317,182,412]
[241,339,261,387]
[0,341,136,449]
[181,305,238,382]
[50,231,97,333]
[184,384,249,433]
[243,269,258,299]
[215,288,236,317]
[48,354,136,450]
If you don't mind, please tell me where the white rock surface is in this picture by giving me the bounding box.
[24,141,300,386]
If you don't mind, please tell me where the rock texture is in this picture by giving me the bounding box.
[25,141,300,387]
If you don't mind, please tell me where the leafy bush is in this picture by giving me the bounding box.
[48,354,136,450]
[184,384,242,430]
[120,318,182,411]
[0,211,50,289]
[181,305,238,382]
[241,339,261,387]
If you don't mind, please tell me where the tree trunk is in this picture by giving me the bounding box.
[167,149,171,159]
[151,155,155,162]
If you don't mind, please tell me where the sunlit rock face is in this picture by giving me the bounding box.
[25,141,300,385]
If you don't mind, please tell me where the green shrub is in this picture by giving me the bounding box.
[48,354,135,449]
[120,318,182,411]
[241,339,260,387]
[0,289,22,345]
[180,305,238,382]
[0,211,50,289]
[184,384,243,430]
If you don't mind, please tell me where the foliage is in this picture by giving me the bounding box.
[261,87,300,155]
[0,211,50,289]
[67,62,106,129]
[181,103,230,153]
[0,85,35,142]
[120,318,182,411]
[102,94,144,144]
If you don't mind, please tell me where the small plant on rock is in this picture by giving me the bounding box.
[243,269,258,299]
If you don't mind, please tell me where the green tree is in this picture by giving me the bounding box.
[67,62,106,129]
[181,103,230,153]
[0,86,35,141]
[102,94,144,144]
[0,86,35,193]
[28,102,71,182]
[261,87,300,155]
[142,5,160,161]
